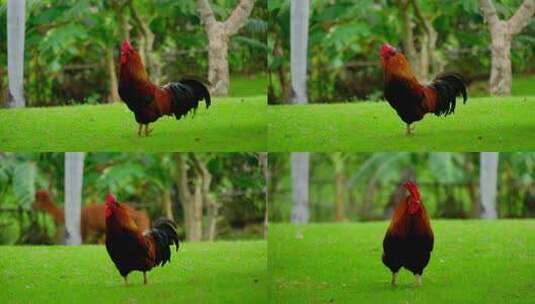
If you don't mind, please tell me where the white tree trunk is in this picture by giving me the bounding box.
[197,0,255,96]
[207,29,230,96]
[64,152,85,245]
[478,0,535,95]
[7,0,26,108]
[291,152,309,223]
[480,152,499,219]
[290,0,310,104]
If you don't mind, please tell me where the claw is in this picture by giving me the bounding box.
[144,124,152,136]
[415,274,422,287]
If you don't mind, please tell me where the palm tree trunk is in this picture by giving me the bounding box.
[64,152,85,245]
[289,0,310,104]
[480,152,499,219]
[7,0,26,107]
[291,153,309,223]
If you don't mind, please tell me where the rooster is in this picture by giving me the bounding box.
[379,43,467,135]
[119,40,211,136]
[382,181,434,287]
[105,194,179,285]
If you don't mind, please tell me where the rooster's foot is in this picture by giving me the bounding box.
[415,274,422,287]
[144,125,153,136]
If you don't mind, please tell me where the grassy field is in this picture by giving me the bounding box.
[469,74,535,97]
[268,97,535,151]
[0,240,267,304]
[0,96,266,151]
[229,74,267,97]
[269,220,535,304]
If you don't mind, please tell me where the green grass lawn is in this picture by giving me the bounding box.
[269,220,535,304]
[268,97,535,151]
[229,74,267,97]
[0,96,266,151]
[0,240,267,304]
[469,75,535,97]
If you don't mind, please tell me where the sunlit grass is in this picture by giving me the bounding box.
[0,240,267,304]
[269,220,535,304]
[0,96,267,151]
[268,97,535,151]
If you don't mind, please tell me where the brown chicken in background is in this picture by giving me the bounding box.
[382,181,434,287]
[379,43,467,135]
[119,40,211,136]
[33,190,150,243]
[105,194,179,285]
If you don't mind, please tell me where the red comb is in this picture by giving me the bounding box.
[403,181,421,201]
[105,193,116,205]
[379,43,396,58]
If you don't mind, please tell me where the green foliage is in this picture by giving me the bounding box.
[270,152,535,222]
[269,221,535,303]
[0,96,267,151]
[0,0,266,106]
[268,0,535,103]
[0,241,268,303]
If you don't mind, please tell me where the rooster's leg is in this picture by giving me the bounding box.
[144,124,153,136]
[406,124,413,136]
[123,276,128,286]
[391,272,398,286]
[137,124,143,136]
[143,272,148,285]
[415,274,422,287]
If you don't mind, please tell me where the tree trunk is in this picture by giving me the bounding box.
[175,154,203,241]
[192,175,203,241]
[207,29,230,96]
[331,153,346,222]
[410,0,440,80]
[7,0,26,108]
[194,155,218,241]
[480,152,499,219]
[64,152,85,245]
[396,0,420,79]
[259,153,268,239]
[162,188,173,220]
[197,0,255,96]
[289,0,310,104]
[128,1,160,82]
[106,47,120,103]
[478,0,535,95]
[291,152,309,223]
[489,25,513,95]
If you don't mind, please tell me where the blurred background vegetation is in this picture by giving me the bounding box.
[0,152,266,245]
[268,0,535,104]
[269,152,535,222]
[0,0,267,106]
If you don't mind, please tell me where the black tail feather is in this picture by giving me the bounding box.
[429,72,467,116]
[148,217,180,267]
[165,78,211,120]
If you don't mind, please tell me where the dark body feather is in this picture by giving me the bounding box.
[118,77,210,125]
[382,219,434,275]
[165,79,211,119]
[382,196,434,277]
[384,72,467,125]
[106,214,180,278]
[429,73,467,116]
[384,77,427,125]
